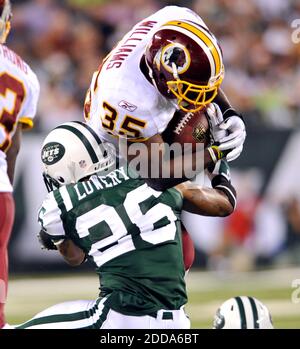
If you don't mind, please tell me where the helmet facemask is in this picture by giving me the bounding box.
[43,173,62,193]
[167,62,224,112]
[0,0,12,44]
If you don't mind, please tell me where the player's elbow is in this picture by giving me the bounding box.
[215,185,237,217]
[218,201,234,217]
[57,240,86,267]
[63,255,85,267]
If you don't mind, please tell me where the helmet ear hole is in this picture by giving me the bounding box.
[159,73,165,81]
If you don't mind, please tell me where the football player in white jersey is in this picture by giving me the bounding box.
[85,5,246,190]
[0,0,40,328]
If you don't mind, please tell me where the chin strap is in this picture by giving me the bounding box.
[43,173,60,193]
[144,55,160,90]
[171,62,179,80]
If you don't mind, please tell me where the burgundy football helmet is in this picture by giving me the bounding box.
[145,20,224,112]
[0,0,11,44]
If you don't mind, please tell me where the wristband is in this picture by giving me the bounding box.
[207,146,217,164]
[211,175,237,209]
[211,145,223,160]
[223,108,244,122]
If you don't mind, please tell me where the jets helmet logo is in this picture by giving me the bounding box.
[161,44,191,75]
[41,142,65,165]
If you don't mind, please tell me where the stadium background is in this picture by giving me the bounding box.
[5,0,300,328]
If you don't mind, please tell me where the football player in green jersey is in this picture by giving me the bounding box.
[15,121,236,329]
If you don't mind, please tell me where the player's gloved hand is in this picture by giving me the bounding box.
[38,229,58,250]
[218,115,246,162]
[206,103,227,145]
[206,103,246,162]
[207,159,237,209]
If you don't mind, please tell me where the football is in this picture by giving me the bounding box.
[162,108,211,151]
[181,224,195,271]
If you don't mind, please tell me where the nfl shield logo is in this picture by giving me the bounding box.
[79,160,87,168]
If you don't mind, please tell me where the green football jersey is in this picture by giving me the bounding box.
[38,166,187,315]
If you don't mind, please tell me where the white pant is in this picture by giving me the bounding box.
[16,297,190,329]
[102,306,190,329]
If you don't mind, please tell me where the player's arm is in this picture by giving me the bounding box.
[124,133,221,191]
[214,88,245,122]
[38,229,86,266]
[38,228,86,266]
[38,197,86,266]
[57,239,86,267]
[176,159,236,217]
[177,184,234,217]
[6,123,22,185]
[213,88,233,116]
[7,68,40,184]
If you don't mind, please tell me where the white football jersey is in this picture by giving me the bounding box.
[0,44,40,192]
[86,6,208,146]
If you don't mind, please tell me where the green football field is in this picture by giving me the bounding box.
[5,268,300,328]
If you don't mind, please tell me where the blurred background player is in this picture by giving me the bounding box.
[0,0,39,328]
[15,121,235,329]
[85,5,246,190]
[213,296,274,329]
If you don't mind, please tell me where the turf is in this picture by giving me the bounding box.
[5,268,300,329]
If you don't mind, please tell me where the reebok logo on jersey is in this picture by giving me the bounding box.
[118,100,137,112]
[41,142,65,165]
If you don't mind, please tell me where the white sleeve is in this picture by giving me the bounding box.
[18,69,40,130]
[38,192,66,241]
[157,6,209,29]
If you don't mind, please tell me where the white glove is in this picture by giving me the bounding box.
[205,103,227,144]
[218,116,246,162]
[206,103,246,162]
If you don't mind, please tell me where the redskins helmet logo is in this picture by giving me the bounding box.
[161,44,191,75]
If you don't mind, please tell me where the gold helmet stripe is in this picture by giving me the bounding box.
[163,20,222,77]
[162,24,216,77]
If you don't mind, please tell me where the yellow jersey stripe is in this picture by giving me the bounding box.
[19,117,34,130]
[163,21,222,76]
